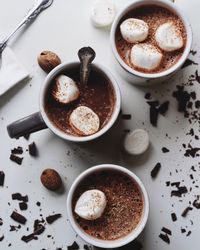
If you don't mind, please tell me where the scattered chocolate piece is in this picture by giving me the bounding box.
[24,134,30,140]
[166,181,170,187]
[159,233,170,244]
[171,182,180,187]
[184,144,200,158]
[83,245,92,250]
[181,228,186,233]
[19,202,28,211]
[10,154,23,165]
[46,214,62,224]
[151,163,161,178]
[41,169,62,191]
[11,146,23,154]
[0,171,5,186]
[28,142,37,156]
[173,86,191,116]
[159,101,169,115]
[12,193,28,202]
[162,147,170,153]
[21,234,38,243]
[190,50,197,56]
[117,240,143,250]
[0,218,3,226]
[0,234,4,241]
[181,207,193,217]
[193,196,200,209]
[10,225,21,232]
[171,186,188,197]
[144,93,151,100]
[181,58,198,69]
[186,231,191,237]
[161,227,172,235]
[147,101,169,126]
[68,241,79,250]
[195,70,200,83]
[36,201,41,207]
[10,211,27,224]
[121,114,132,120]
[171,213,177,222]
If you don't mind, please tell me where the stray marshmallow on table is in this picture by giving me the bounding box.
[75,190,107,220]
[52,75,80,104]
[120,18,149,43]
[124,129,150,155]
[91,0,116,28]
[155,22,184,52]
[69,106,100,136]
[130,43,163,71]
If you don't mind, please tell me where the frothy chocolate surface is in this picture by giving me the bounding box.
[45,65,115,136]
[116,5,187,73]
[72,170,143,240]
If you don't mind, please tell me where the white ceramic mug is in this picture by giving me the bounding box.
[67,164,149,248]
[7,62,121,142]
[110,0,193,85]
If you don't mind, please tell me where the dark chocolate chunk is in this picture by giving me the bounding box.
[171,182,180,187]
[184,144,200,158]
[181,207,193,217]
[11,146,23,154]
[166,181,170,187]
[195,70,200,83]
[149,105,159,126]
[10,225,21,232]
[171,186,188,197]
[83,245,92,250]
[10,154,23,165]
[186,231,191,237]
[67,241,79,250]
[161,227,172,235]
[10,211,27,224]
[151,163,161,178]
[181,58,198,69]
[193,196,200,209]
[36,201,41,207]
[0,218,3,226]
[181,228,186,233]
[0,234,4,241]
[144,93,151,100]
[190,50,197,56]
[12,193,28,202]
[171,213,177,222]
[46,214,62,224]
[19,202,28,211]
[0,171,5,186]
[121,114,132,120]
[173,86,191,116]
[162,147,170,153]
[159,233,170,244]
[21,234,38,243]
[159,101,169,115]
[28,142,37,156]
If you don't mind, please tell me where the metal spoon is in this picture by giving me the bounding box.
[78,47,96,85]
[0,0,53,57]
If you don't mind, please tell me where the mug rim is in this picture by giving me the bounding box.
[39,62,121,142]
[66,164,149,248]
[110,0,193,79]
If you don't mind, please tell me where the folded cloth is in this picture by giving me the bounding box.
[0,47,29,96]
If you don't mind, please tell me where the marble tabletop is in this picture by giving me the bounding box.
[0,0,200,249]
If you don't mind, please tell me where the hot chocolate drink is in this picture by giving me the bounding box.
[72,170,144,240]
[45,65,115,136]
[115,5,187,74]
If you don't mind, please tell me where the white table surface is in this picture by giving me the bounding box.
[1,0,200,249]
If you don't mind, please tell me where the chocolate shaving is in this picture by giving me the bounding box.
[159,233,170,244]
[0,171,5,186]
[19,202,28,211]
[171,213,177,222]
[151,163,161,178]
[173,86,191,116]
[11,146,23,154]
[68,241,79,250]
[162,147,170,153]
[28,142,37,156]
[171,186,188,197]
[161,227,172,235]
[10,211,27,224]
[181,58,198,69]
[10,154,23,165]
[181,207,193,217]
[12,193,28,202]
[46,214,62,224]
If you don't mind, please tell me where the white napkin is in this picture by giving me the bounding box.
[0,47,29,96]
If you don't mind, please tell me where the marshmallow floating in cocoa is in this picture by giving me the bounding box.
[130,43,163,71]
[52,75,80,104]
[69,106,100,136]
[120,18,149,43]
[75,190,107,220]
[155,22,184,52]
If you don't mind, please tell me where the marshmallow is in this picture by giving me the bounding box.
[124,129,150,155]
[75,190,107,220]
[130,43,163,71]
[52,75,80,104]
[69,106,100,136]
[91,0,116,28]
[120,18,149,43]
[155,22,184,52]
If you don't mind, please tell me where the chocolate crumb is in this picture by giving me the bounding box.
[162,147,170,153]
[171,213,177,222]
[28,142,37,156]
[10,211,27,224]
[36,201,41,207]
[12,193,28,202]
[181,207,193,217]
[166,181,170,187]
[161,227,172,235]
[190,50,197,56]
[10,154,23,165]
[181,228,186,233]
[121,114,132,120]
[181,58,198,69]
[10,225,21,232]
[11,146,23,154]
[21,234,38,243]
[0,171,5,186]
[151,163,161,178]
[83,245,92,250]
[19,202,28,211]
[0,218,3,226]
[159,233,170,244]
[186,231,191,237]
[193,196,200,209]
[0,234,4,241]
[144,93,151,100]
[46,214,62,224]
[67,241,79,250]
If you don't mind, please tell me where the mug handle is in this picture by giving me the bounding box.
[7,112,48,138]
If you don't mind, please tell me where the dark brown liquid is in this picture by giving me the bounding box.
[45,65,115,136]
[72,170,144,240]
[115,5,187,73]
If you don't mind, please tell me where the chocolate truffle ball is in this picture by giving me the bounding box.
[40,169,62,191]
